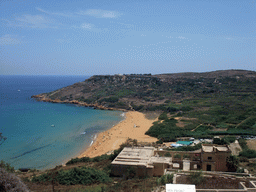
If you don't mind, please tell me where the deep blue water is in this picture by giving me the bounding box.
[0,76,124,170]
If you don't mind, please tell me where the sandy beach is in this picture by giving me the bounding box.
[78,111,158,158]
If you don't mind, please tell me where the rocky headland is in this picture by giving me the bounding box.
[31,69,256,112]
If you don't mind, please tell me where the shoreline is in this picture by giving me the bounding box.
[32,95,158,162]
[31,95,126,111]
[78,111,158,158]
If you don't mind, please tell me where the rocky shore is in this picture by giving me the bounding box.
[31,94,126,111]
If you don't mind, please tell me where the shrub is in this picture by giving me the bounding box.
[33,166,111,185]
[0,160,15,173]
[158,134,177,142]
[68,185,107,192]
[164,152,172,157]
[183,154,190,159]
[0,168,29,192]
[125,167,136,179]
[158,113,168,121]
[132,104,144,111]
[66,157,91,165]
[174,154,181,159]
[66,154,110,165]
[226,155,239,172]
[92,154,109,162]
[58,167,111,185]
[156,140,163,144]
[224,136,236,144]
[238,139,248,150]
[239,149,256,158]
[189,171,204,185]
[213,138,228,145]
[236,116,256,130]
[248,163,256,168]
[100,97,119,103]
[160,175,167,185]
[157,174,173,185]
[236,168,244,173]
[180,106,193,112]
[239,156,249,162]
[166,174,174,183]
[166,107,178,112]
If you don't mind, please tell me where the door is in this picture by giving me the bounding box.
[207,164,211,171]
[183,160,190,171]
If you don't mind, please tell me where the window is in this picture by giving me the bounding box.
[208,156,212,160]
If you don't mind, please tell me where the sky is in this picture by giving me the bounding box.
[0,0,255,75]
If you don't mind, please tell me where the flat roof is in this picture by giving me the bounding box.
[202,145,214,152]
[150,156,172,164]
[216,146,229,151]
[202,145,229,152]
[111,147,155,166]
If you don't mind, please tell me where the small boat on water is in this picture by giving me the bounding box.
[18,90,20,92]
[51,124,55,127]
[80,132,86,135]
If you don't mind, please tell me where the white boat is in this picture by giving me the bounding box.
[51,124,55,127]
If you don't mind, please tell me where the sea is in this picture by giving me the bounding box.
[0,75,124,170]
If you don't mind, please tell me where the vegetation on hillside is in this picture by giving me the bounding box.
[0,161,29,192]
[238,139,256,159]
[35,70,256,142]
[32,166,111,185]
[10,70,256,191]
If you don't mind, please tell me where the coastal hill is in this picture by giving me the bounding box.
[32,69,256,142]
[32,69,256,111]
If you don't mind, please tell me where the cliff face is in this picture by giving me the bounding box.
[32,70,256,111]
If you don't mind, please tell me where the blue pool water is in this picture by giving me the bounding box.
[0,75,124,170]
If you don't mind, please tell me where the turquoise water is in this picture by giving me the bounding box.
[0,76,124,170]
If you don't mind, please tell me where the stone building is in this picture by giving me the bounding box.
[110,147,172,177]
[111,144,231,177]
[201,144,231,172]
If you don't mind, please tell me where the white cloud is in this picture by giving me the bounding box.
[7,14,57,28]
[36,7,75,18]
[0,34,22,45]
[36,7,50,14]
[177,36,187,39]
[80,23,93,29]
[77,9,122,18]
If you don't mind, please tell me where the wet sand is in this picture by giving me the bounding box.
[78,111,158,158]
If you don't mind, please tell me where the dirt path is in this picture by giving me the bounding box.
[247,139,256,150]
[229,140,242,156]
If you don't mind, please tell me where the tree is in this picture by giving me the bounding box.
[226,155,239,172]
[0,133,7,146]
